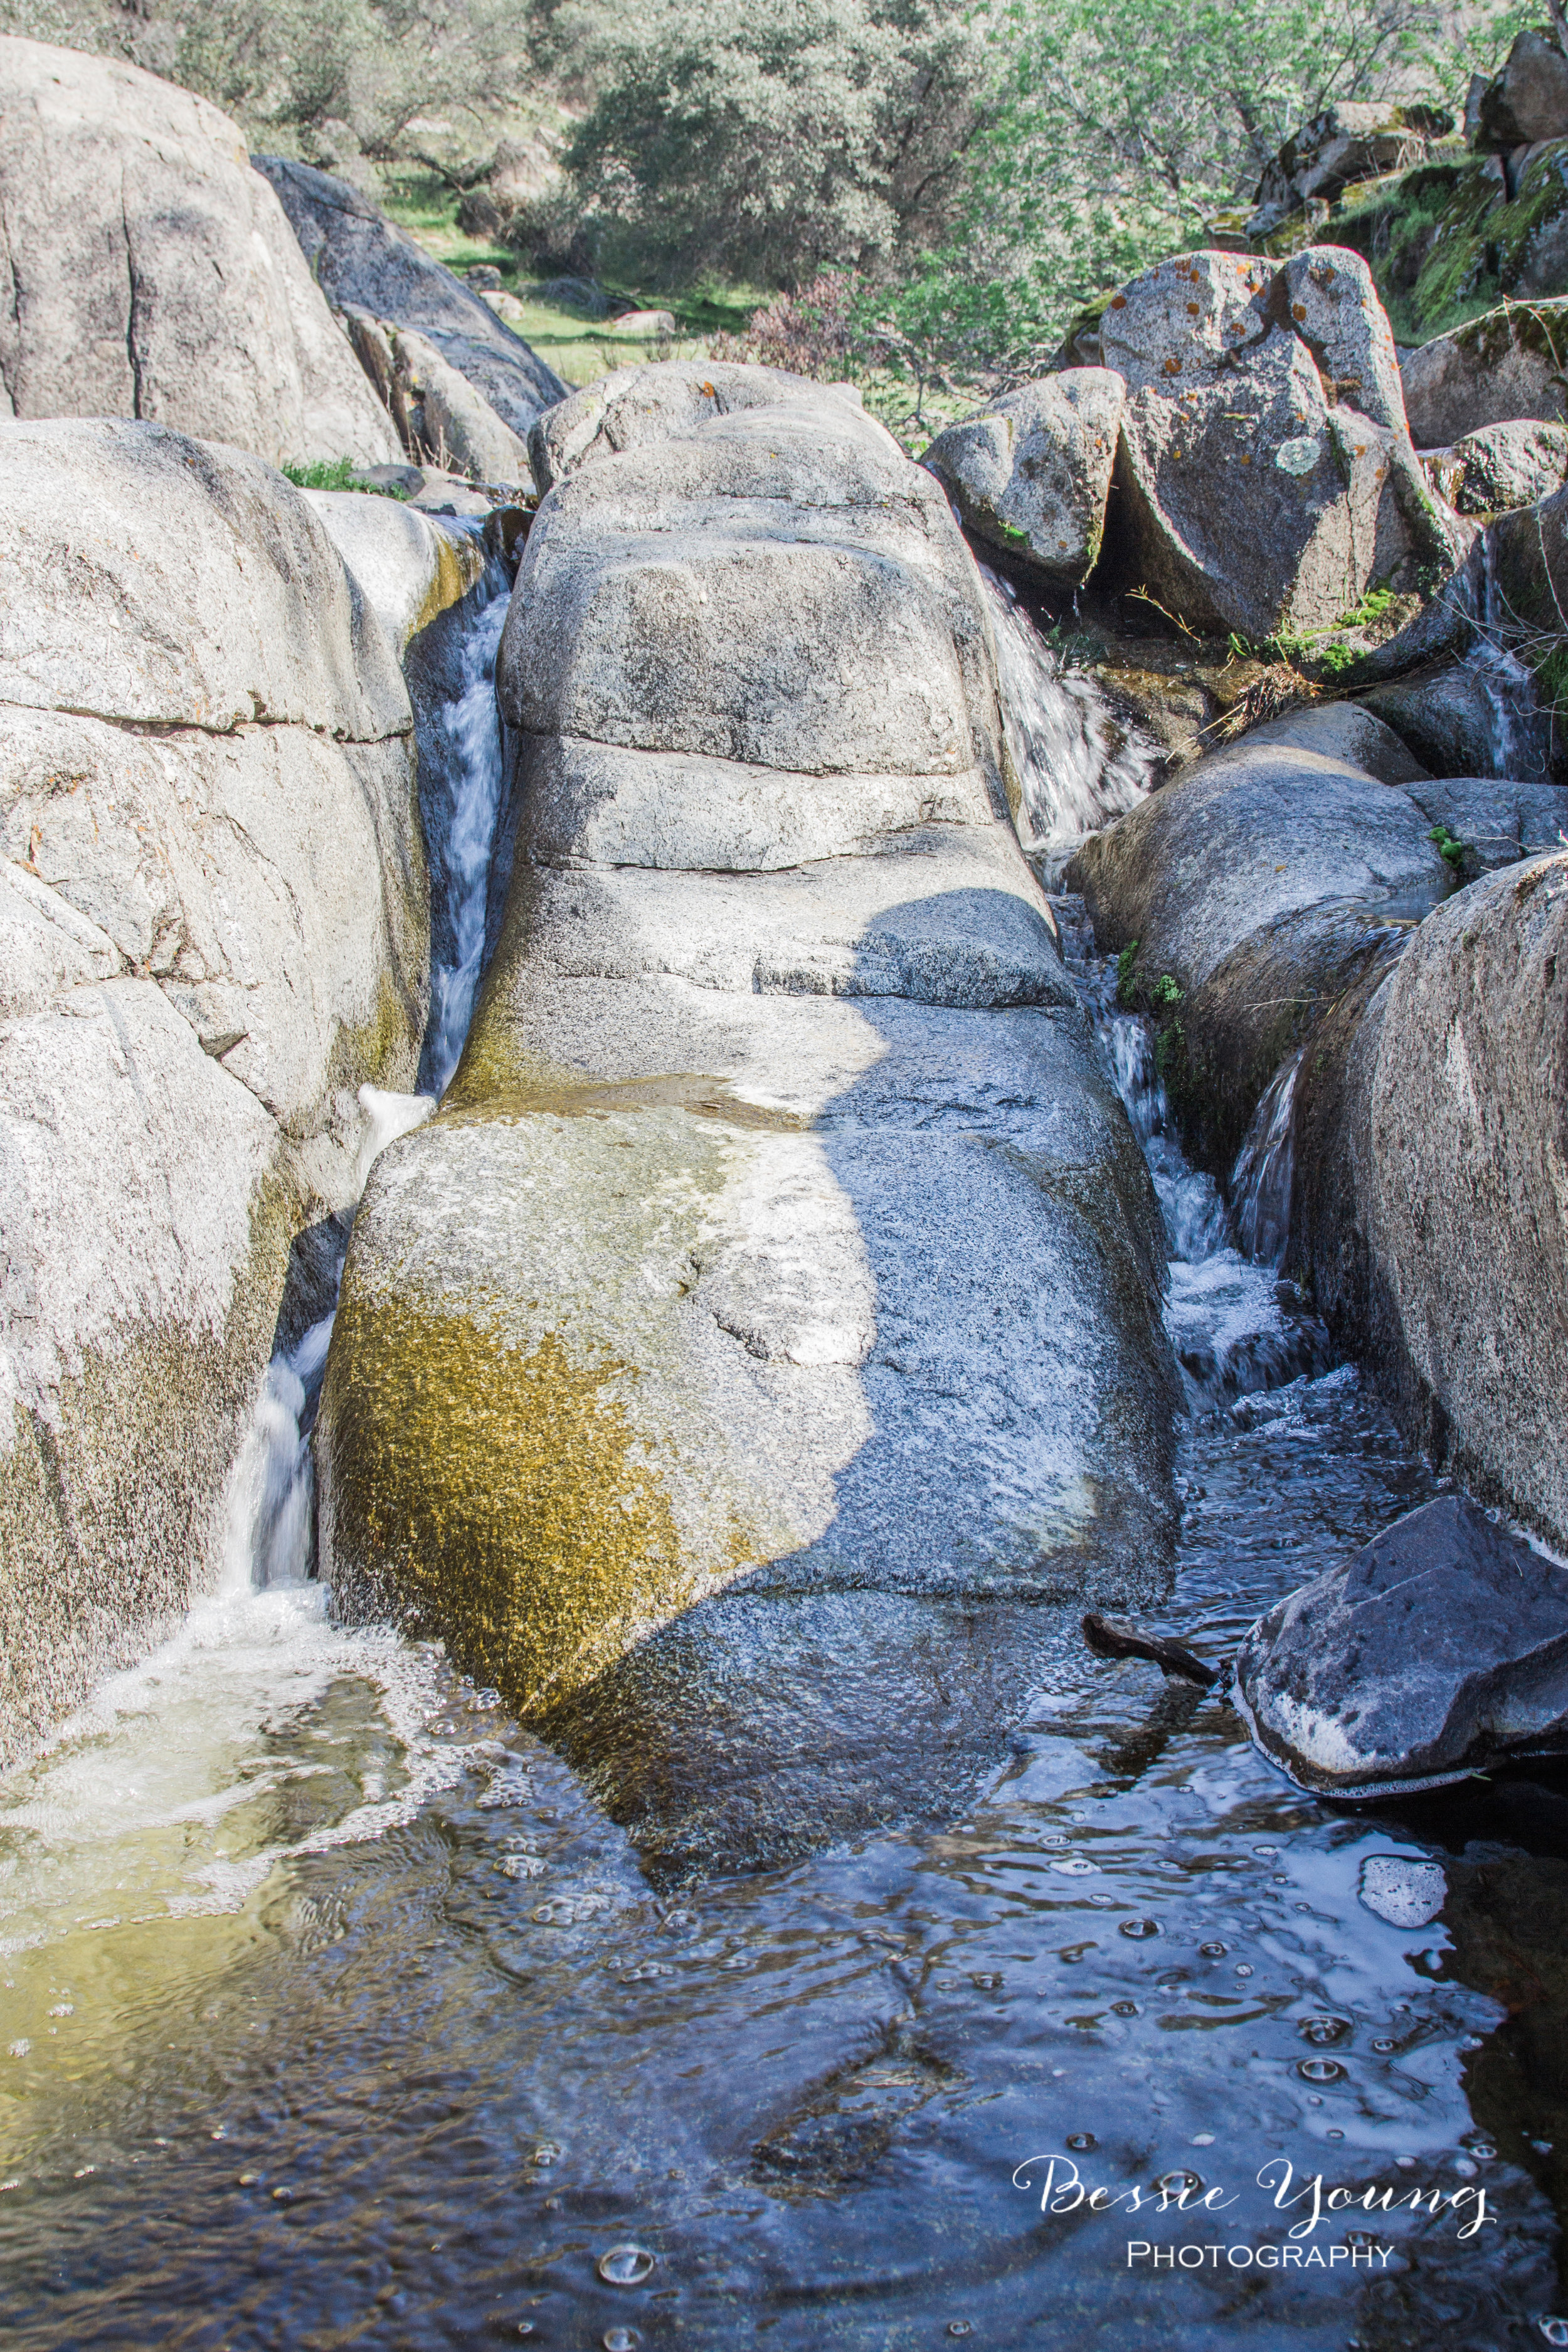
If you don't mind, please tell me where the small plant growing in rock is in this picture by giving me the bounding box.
[1152,972,1185,1007]
[1116,940,1140,1005]
[1429,822,1468,869]
[283,458,409,500]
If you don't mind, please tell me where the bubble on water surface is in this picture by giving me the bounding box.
[1066,2134,1096,2152]
[1120,1919,1160,1939]
[597,2245,655,2287]
[1299,2017,1350,2046]
[1298,2058,1343,2084]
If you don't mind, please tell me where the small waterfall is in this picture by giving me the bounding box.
[420,556,512,1094]
[226,552,511,1592]
[1054,897,1329,1405]
[978,566,1158,880]
[1228,1045,1305,1269]
[1470,526,1554,779]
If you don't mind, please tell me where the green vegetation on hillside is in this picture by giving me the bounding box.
[0,0,1548,413]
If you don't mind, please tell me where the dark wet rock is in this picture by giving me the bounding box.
[922,370,1125,587]
[253,155,567,441]
[1291,852,1568,1550]
[1096,245,1461,642]
[1472,30,1568,153]
[1236,1495,1568,1797]
[1360,657,1554,783]
[1424,418,1568,512]
[1406,775,1568,871]
[1401,298,1568,446]
[1064,736,1451,1169]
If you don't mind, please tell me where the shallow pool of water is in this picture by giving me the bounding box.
[6,1343,1568,2349]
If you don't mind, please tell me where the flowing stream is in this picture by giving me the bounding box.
[3,578,1566,2351]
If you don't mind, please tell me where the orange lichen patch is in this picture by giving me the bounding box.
[1293,304,1307,322]
[1110,295,1127,309]
[1163,356,1182,376]
[1187,303,1200,317]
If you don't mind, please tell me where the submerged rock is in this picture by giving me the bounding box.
[319,361,1182,1875]
[0,36,397,468]
[1236,1496,1568,1796]
[921,370,1125,586]
[0,417,429,1768]
[255,156,567,446]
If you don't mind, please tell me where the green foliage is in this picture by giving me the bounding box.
[1152,972,1186,1008]
[1335,587,1397,630]
[1116,940,1141,1006]
[1429,821,1468,867]
[555,0,987,288]
[282,457,406,495]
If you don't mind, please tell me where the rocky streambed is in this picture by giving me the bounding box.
[4,26,1568,2348]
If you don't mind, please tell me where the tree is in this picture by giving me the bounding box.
[554,0,988,287]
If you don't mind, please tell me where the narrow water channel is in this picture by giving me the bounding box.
[2,577,1564,2352]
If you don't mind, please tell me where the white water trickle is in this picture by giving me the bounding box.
[424,566,511,1094]
[221,550,509,1597]
[1229,1044,1305,1268]
[978,565,1158,881]
[1053,898,1329,1406]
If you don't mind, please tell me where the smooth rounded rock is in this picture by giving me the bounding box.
[1236,1496,1568,1796]
[0,36,398,467]
[319,364,1182,1875]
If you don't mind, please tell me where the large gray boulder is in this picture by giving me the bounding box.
[921,369,1125,587]
[317,361,1182,1876]
[1235,1496,1568,1796]
[1066,735,1453,1168]
[1472,29,1568,151]
[1292,850,1568,1551]
[526,358,862,490]
[1401,299,1568,447]
[0,418,430,1769]
[0,37,398,468]
[1097,246,1458,642]
[299,488,486,653]
[1424,417,1568,512]
[1406,775,1568,870]
[254,156,566,445]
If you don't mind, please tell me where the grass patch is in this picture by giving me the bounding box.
[282,457,406,496]
[376,171,759,389]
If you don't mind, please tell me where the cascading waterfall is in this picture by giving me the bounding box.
[225,545,512,1595]
[1468,525,1554,778]
[1052,898,1329,1404]
[419,559,512,1096]
[978,564,1159,880]
[1228,1044,1306,1268]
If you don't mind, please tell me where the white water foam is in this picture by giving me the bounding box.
[979,566,1158,881]
[423,569,510,1095]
